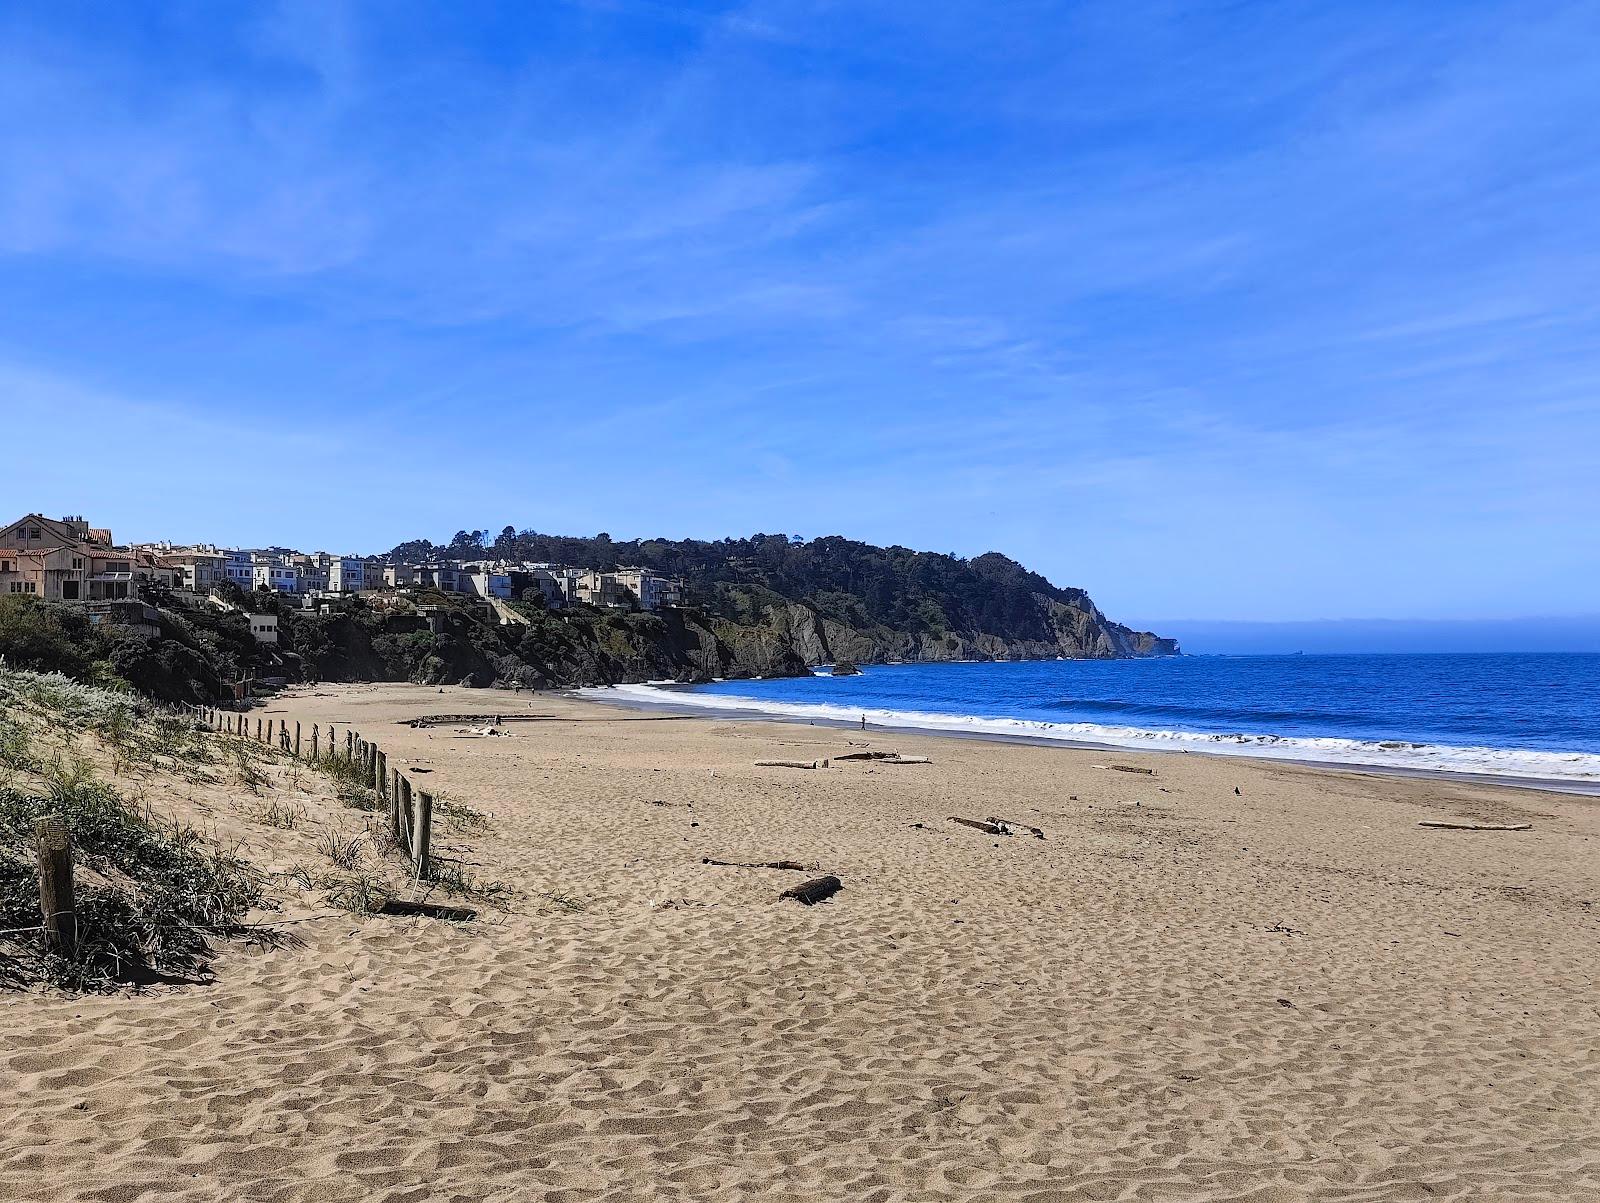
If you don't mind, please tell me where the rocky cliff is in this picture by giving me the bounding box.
[706,596,1176,676]
[271,587,1174,691]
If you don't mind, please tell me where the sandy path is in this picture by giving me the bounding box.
[3,682,1596,1202]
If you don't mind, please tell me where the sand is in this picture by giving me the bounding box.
[3,681,1597,1202]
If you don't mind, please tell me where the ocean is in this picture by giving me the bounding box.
[582,653,1600,788]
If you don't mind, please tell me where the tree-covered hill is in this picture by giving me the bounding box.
[390,529,1178,663]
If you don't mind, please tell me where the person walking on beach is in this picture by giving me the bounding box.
[861,715,867,730]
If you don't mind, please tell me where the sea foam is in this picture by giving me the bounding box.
[578,683,1600,785]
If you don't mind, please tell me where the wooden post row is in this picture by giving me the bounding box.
[35,816,76,958]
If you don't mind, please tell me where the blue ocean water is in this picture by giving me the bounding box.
[593,654,1600,784]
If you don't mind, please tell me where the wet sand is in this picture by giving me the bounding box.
[3,681,1596,1202]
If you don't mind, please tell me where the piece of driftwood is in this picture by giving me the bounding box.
[989,816,1046,839]
[755,760,818,769]
[1418,821,1532,832]
[834,750,900,761]
[378,899,477,921]
[780,875,843,905]
[703,857,807,870]
[1110,765,1154,775]
[949,816,1008,835]
[884,755,931,765]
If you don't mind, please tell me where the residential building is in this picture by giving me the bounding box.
[245,613,279,644]
[612,567,682,611]
[147,544,227,591]
[570,567,682,610]
[327,555,365,593]
[1,514,111,551]
[1,546,89,600]
[383,564,417,589]
[224,550,254,588]
[460,567,513,600]
[252,563,300,594]
[86,601,161,636]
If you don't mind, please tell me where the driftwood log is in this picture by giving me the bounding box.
[378,899,477,921]
[1418,821,1532,832]
[834,750,900,761]
[989,816,1046,839]
[703,857,807,870]
[1111,765,1155,775]
[884,755,931,765]
[780,875,843,905]
[755,760,819,769]
[949,816,1009,835]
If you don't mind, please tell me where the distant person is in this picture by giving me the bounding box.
[861,715,867,730]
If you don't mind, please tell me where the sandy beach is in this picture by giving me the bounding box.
[3,681,1596,1202]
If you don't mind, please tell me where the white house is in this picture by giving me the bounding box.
[252,563,299,594]
[245,613,279,644]
[327,556,365,593]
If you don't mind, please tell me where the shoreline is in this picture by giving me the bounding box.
[572,682,1600,798]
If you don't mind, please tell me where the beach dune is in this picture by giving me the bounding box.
[2,682,1596,1202]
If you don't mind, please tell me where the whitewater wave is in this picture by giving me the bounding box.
[577,683,1600,785]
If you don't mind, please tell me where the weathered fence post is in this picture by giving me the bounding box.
[374,749,386,796]
[256,718,262,742]
[397,775,412,849]
[267,719,275,745]
[346,731,354,761]
[311,724,319,759]
[35,816,76,958]
[412,790,434,881]
[294,722,301,758]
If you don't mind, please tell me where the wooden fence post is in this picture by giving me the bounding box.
[294,723,301,758]
[374,749,386,795]
[256,718,262,742]
[35,816,76,958]
[412,791,434,881]
[397,775,412,849]
[311,724,319,760]
[346,731,354,761]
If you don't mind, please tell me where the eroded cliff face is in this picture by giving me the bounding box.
[707,595,1178,673]
[282,588,1173,691]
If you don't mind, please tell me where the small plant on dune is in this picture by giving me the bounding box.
[429,857,514,909]
[249,799,306,830]
[324,871,391,916]
[538,889,585,914]
[314,829,366,870]
[336,781,378,811]
[230,738,268,794]
[0,712,34,775]
[318,753,371,791]
[282,862,324,891]
[432,793,490,835]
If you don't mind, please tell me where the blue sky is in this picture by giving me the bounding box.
[2,1,1597,631]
